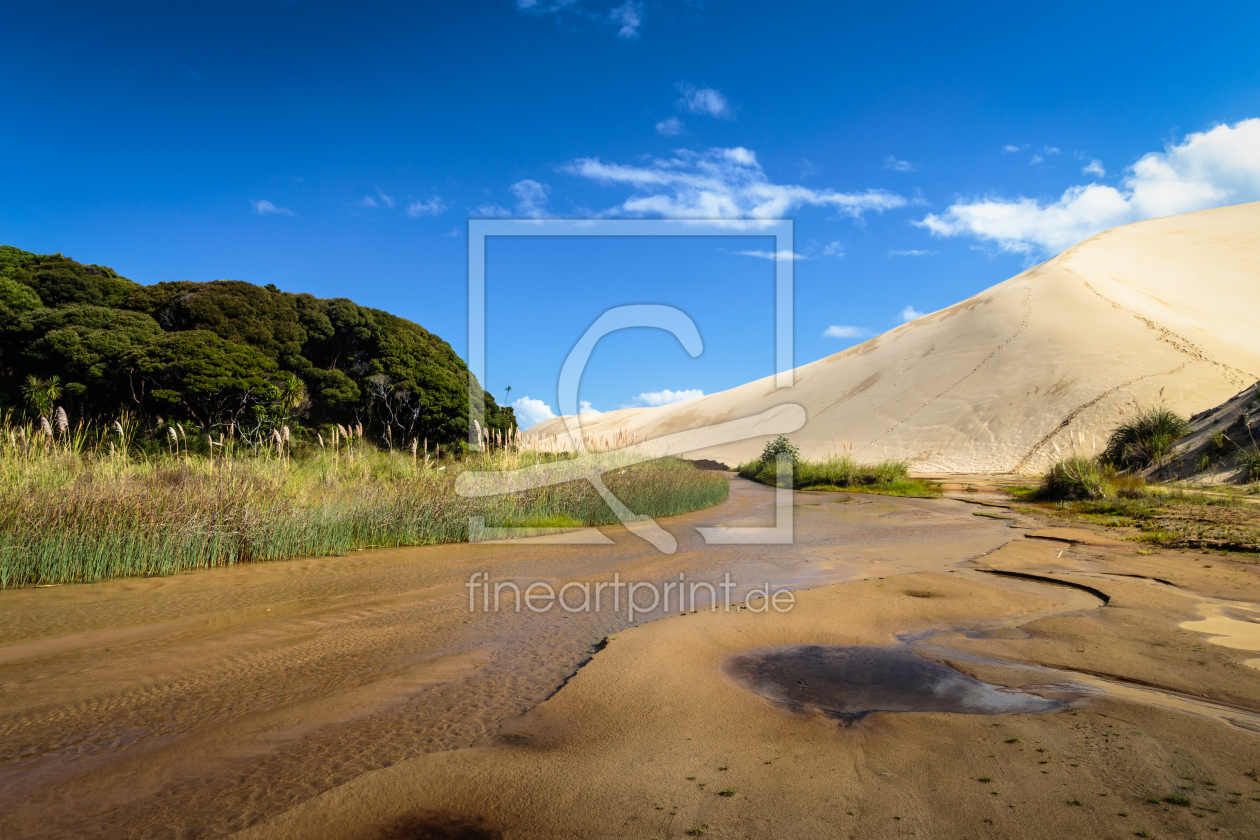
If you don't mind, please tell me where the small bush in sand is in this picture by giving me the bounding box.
[1101,408,1191,469]
[1040,456,1106,500]
[759,434,800,465]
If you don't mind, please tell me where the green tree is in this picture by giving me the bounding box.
[6,251,138,308]
[1,305,163,412]
[760,435,800,464]
[126,330,278,428]
[276,372,309,422]
[0,244,513,443]
[123,280,307,364]
[0,276,42,314]
[22,374,62,417]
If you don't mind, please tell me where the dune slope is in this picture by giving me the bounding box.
[529,202,1260,473]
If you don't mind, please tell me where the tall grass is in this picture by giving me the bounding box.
[0,417,727,588]
[1036,455,1153,501]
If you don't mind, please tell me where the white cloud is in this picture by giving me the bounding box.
[916,118,1260,255]
[900,305,925,322]
[822,241,844,257]
[884,156,917,173]
[377,190,395,209]
[1029,154,1044,165]
[1044,146,1061,155]
[676,84,733,119]
[889,249,936,257]
[516,0,579,11]
[609,0,644,39]
[1002,145,1022,153]
[251,199,294,216]
[476,180,551,218]
[511,179,550,217]
[406,197,447,217]
[1082,159,1106,177]
[512,396,557,429]
[563,146,905,219]
[629,388,704,407]
[736,249,807,261]
[823,325,871,339]
[444,228,461,237]
[475,203,511,218]
[354,196,378,208]
[578,400,601,415]
[656,116,684,136]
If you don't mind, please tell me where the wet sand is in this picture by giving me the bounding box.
[235,519,1260,840]
[0,477,1012,839]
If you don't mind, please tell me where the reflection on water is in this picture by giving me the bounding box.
[723,644,1065,719]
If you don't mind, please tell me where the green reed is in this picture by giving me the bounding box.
[0,418,727,587]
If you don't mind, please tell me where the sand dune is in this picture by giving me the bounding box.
[528,201,1260,473]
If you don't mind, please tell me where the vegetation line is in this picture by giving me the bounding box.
[0,417,728,588]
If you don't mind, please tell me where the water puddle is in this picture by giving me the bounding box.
[723,644,1066,720]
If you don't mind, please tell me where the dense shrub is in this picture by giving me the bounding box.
[1040,456,1106,500]
[1100,408,1191,469]
[0,245,514,443]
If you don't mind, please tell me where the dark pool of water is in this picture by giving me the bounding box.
[723,645,1065,719]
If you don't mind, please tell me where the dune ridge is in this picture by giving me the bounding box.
[528,201,1260,473]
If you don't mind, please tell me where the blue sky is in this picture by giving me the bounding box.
[3,0,1259,427]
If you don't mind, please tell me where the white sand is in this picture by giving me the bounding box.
[527,201,1260,472]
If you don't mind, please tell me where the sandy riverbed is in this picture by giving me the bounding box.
[3,477,1260,839]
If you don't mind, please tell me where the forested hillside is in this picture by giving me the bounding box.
[0,245,513,445]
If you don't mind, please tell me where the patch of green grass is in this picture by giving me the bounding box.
[1005,737,1021,743]
[719,787,736,797]
[978,776,992,783]
[1164,794,1192,807]
[1040,488,1260,553]
[736,453,939,498]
